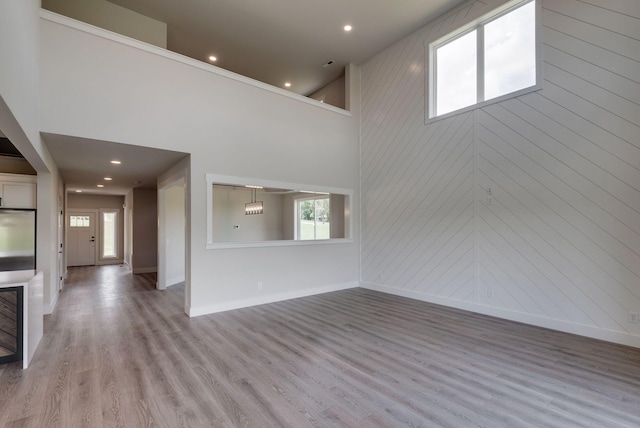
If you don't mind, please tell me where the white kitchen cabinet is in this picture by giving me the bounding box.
[0,174,37,209]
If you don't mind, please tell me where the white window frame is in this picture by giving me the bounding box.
[205,173,353,249]
[427,0,542,122]
[294,195,331,241]
[100,209,119,259]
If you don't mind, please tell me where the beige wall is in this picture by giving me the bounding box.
[132,188,157,273]
[213,187,285,242]
[43,0,167,48]
[0,156,36,175]
[67,193,125,264]
[309,75,345,109]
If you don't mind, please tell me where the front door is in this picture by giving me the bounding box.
[67,211,97,266]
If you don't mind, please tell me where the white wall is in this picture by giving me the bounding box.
[157,156,189,299]
[360,0,640,347]
[1,1,63,315]
[164,184,185,285]
[39,12,360,316]
[42,0,167,48]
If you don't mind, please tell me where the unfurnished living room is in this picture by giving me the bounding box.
[1,0,639,426]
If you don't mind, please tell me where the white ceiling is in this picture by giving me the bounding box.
[43,133,188,195]
[107,0,467,95]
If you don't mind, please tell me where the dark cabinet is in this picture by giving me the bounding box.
[0,287,22,364]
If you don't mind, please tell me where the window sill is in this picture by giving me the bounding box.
[206,238,353,250]
[425,83,543,125]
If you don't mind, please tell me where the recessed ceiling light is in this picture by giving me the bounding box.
[209,55,217,62]
[284,82,292,87]
[104,177,113,181]
[344,25,353,32]
[110,160,121,164]
[97,184,104,188]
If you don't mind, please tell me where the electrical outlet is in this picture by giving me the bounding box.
[257,281,263,290]
[629,313,640,324]
[487,288,494,299]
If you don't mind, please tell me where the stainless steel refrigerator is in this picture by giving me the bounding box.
[0,209,36,272]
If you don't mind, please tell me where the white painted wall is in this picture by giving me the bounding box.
[164,183,186,285]
[42,0,167,48]
[157,156,189,301]
[39,12,360,316]
[1,1,63,315]
[360,0,640,347]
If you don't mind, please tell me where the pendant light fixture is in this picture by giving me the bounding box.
[245,187,263,215]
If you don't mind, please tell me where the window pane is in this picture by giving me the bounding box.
[436,30,477,116]
[484,1,536,100]
[315,199,330,239]
[103,212,116,258]
[299,200,315,240]
[297,198,330,240]
[70,215,90,227]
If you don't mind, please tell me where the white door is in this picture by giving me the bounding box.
[67,212,97,266]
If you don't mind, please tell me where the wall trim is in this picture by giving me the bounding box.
[167,276,185,287]
[189,281,358,317]
[360,282,640,349]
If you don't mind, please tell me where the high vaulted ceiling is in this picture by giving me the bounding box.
[107,0,467,95]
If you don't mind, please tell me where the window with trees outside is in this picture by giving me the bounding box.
[296,197,330,240]
[102,211,118,258]
[430,0,537,118]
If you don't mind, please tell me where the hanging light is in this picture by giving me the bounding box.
[245,188,263,215]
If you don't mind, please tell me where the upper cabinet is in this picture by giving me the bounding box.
[0,174,37,209]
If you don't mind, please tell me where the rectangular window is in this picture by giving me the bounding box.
[102,211,117,258]
[296,197,330,240]
[69,215,90,228]
[430,0,537,118]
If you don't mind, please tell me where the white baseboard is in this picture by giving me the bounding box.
[132,266,157,274]
[44,290,58,315]
[360,282,640,349]
[167,276,185,287]
[189,281,358,317]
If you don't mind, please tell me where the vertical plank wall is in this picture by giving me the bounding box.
[360,0,640,346]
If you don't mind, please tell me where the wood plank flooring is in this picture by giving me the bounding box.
[1,265,639,427]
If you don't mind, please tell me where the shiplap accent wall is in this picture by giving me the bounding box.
[360,0,640,347]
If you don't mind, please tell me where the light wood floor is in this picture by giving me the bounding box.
[1,265,640,427]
